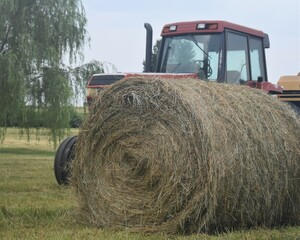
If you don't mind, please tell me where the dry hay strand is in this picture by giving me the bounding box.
[71,77,300,234]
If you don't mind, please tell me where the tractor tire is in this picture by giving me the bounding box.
[54,136,78,185]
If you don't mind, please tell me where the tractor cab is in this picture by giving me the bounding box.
[149,21,271,86]
[85,21,282,106]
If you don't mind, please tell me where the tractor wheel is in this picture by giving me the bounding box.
[54,136,78,185]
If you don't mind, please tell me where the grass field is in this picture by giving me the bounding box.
[0,128,299,239]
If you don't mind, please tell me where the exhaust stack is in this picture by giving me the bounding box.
[144,23,153,72]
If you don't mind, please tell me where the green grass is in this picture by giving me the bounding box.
[0,128,299,239]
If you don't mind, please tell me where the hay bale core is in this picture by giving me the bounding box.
[72,78,300,234]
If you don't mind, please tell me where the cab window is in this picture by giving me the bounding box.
[226,32,250,84]
[249,37,266,81]
[159,34,221,81]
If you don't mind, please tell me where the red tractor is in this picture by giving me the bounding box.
[54,20,298,185]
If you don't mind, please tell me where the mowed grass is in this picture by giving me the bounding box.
[0,128,299,240]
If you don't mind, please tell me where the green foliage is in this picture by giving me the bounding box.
[69,60,106,105]
[2,106,86,129]
[170,40,196,63]
[69,108,85,128]
[0,0,105,144]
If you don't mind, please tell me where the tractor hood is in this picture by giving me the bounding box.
[86,72,198,105]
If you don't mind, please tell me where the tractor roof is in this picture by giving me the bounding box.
[161,20,265,38]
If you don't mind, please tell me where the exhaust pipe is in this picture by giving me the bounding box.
[144,23,153,72]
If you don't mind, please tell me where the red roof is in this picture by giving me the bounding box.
[161,20,265,37]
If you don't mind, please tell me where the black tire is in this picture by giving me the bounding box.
[54,136,78,185]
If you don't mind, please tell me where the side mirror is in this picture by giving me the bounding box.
[263,34,270,49]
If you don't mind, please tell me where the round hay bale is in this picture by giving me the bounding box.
[71,77,300,234]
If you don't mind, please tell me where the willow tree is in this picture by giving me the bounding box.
[0,0,101,143]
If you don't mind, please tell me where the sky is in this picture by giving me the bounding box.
[82,0,300,84]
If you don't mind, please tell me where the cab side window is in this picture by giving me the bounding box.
[249,37,266,81]
[226,32,249,84]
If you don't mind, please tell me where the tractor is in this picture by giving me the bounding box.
[54,20,300,185]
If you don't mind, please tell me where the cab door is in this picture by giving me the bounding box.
[225,31,267,84]
[225,31,250,84]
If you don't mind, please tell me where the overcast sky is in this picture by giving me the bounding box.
[82,0,300,84]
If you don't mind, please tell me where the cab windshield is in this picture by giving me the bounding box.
[158,34,221,81]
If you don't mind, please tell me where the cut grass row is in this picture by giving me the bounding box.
[0,128,299,239]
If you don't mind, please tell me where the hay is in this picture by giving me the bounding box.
[72,77,300,234]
